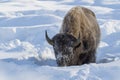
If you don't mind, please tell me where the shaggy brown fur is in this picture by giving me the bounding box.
[60,6,100,64]
[46,6,100,66]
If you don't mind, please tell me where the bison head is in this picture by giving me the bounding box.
[45,31,81,66]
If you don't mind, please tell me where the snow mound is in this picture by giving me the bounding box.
[101,20,120,38]
[0,14,62,27]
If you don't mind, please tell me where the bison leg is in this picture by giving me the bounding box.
[79,50,96,65]
[87,50,96,63]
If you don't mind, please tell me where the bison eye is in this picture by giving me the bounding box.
[74,42,81,49]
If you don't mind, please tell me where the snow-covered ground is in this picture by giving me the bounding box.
[0,0,120,80]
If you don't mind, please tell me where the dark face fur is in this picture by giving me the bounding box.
[45,31,81,66]
[52,34,79,66]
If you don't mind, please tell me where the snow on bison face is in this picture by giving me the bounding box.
[45,31,81,66]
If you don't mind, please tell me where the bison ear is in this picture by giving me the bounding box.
[83,40,88,50]
[72,33,81,47]
[45,30,54,45]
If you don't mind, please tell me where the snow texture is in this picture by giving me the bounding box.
[0,0,120,80]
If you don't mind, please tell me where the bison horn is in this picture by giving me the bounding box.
[45,30,53,45]
[72,34,81,47]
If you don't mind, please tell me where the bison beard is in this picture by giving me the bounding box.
[45,6,100,66]
[56,52,74,66]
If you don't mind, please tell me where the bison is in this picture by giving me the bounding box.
[45,6,100,66]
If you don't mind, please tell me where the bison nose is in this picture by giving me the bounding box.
[56,56,69,66]
[57,58,67,66]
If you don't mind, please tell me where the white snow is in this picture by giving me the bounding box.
[0,0,120,80]
[102,0,120,5]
